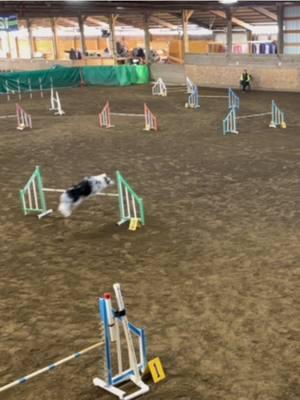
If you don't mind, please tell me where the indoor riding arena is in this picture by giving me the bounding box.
[0,1,299,400]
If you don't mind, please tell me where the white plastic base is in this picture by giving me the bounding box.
[93,377,149,400]
[38,209,53,219]
[49,107,65,116]
[224,130,239,135]
[117,218,129,226]
[54,110,65,116]
[16,124,25,131]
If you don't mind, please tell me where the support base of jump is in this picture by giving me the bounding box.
[37,209,53,219]
[93,376,149,400]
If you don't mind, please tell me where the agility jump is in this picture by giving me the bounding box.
[185,86,237,110]
[152,78,167,96]
[228,88,240,110]
[20,166,145,228]
[3,78,46,101]
[269,100,286,128]
[0,284,150,400]
[16,103,32,130]
[223,99,286,135]
[185,85,200,109]
[1,75,64,102]
[223,108,238,135]
[49,87,65,116]
[99,101,158,132]
[152,76,195,96]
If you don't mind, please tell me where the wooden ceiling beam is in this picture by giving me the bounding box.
[56,17,78,27]
[251,7,277,22]
[116,16,144,29]
[86,16,109,27]
[169,11,210,30]
[210,10,253,31]
[149,15,177,30]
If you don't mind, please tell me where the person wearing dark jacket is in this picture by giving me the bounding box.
[64,48,76,60]
[240,69,252,91]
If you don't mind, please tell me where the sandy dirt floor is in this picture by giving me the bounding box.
[0,84,299,400]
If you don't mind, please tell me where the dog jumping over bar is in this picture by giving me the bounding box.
[58,174,114,217]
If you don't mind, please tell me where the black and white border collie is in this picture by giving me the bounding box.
[58,174,114,217]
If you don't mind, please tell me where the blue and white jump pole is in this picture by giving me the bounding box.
[0,342,103,393]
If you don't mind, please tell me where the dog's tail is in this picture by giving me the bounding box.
[58,193,73,218]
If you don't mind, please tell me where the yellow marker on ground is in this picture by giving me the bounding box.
[148,357,166,383]
[128,218,140,231]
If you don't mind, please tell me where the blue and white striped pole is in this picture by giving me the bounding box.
[0,341,103,394]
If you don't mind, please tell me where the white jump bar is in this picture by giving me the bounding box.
[110,112,144,117]
[43,188,119,197]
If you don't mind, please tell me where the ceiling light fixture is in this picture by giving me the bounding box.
[219,0,238,4]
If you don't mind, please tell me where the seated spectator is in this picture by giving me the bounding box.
[75,49,82,60]
[116,41,128,57]
[102,48,111,57]
[240,69,252,91]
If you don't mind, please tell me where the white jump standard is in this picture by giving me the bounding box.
[16,103,32,130]
[19,166,52,218]
[185,85,200,109]
[228,88,240,110]
[152,78,167,96]
[186,77,194,94]
[269,100,286,128]
[49,87,65,116]
[93,283,149,399]
[99,100,114,128]
[223,108,238,135]
[144,103,158,131]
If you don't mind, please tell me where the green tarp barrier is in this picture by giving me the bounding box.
[0,66,81,94]
[82,65,150,86]
[0,65,150,94]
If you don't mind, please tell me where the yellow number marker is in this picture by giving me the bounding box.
[148,357,166,383]
[128,218,140,231]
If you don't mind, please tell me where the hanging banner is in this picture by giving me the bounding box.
[0,16,18,31]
